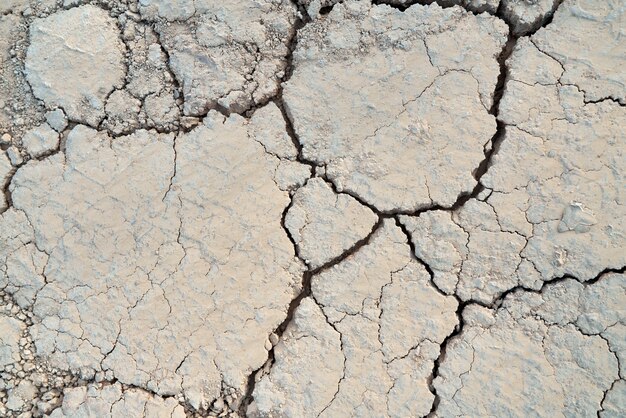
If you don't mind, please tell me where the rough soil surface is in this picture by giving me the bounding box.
[0,0,624,417]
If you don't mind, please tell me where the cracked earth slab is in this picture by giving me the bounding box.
[285,177,378,269]
[434,271,625,417]
[399,1,625,305]
[25,5,127,128]
[250,220,458,417]
[0,0,625,417]
[2,109,309,415]
[285,0,508,212]
[140,0,298,116]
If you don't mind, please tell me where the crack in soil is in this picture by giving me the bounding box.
[238,1,524,414]
[238,215,385,415]
[416,6,526,413]
[3,1,618,417]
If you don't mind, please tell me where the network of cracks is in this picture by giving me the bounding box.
[0,0,624,417]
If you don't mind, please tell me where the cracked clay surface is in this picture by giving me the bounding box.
[0,0,624,417]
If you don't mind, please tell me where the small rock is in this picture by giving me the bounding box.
[21,123,59,158]
[45,108,68,132]
[6,380,36,412]
[180,116,199,130]
[557,202,597,233]
[6,146,23,166]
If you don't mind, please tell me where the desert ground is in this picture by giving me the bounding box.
[0,0,624,417]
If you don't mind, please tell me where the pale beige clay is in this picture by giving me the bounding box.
[285,177,378,269]
[25,5,126,127]
[0,0,624,417]
[401,1,625,304]
[285,1,508,212]
[251,220,458,417]
[434,273,625,417]
[2,110,307,414]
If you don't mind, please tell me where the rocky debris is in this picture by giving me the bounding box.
[434,272,625,416]
[137,0,197,20]
[116,15,181,132]
[141,0,298,116]
[285,178,378,269]
[25,5,127,127]
[531,0,626,103]
[102,90,143,136]
[0,292,81,417]
[122,20,172,100]
[0,0,59,17]
[48,382,186,418]
[304,0,560,26]
[285,0,507,212]
[404,0,501,14]
[297,0,338,18]
[5,380,37,414]
[142,91,180,131]
[300,0,501,20]
[383,1,561,34]
[252,220,458,416]
[0,13,45,147]
[4,2,184,146]
[455,0,501,13]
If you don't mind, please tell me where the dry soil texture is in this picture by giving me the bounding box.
[0,0,624,417]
